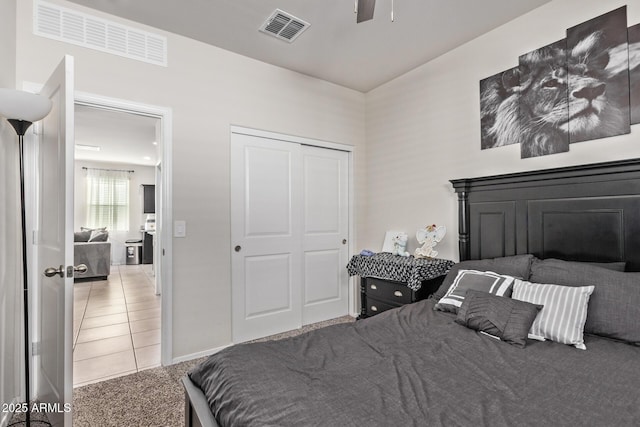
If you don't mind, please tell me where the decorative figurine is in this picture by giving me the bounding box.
[392,232,410,257]
[415,224,446,258]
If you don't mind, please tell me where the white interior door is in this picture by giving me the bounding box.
[231,133,303,343]
[231,130,350,343]
[301,146,349,325]
[35,55,74,427]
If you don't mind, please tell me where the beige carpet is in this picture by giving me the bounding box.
[72,315,355,426]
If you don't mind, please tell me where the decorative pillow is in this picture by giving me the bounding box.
[455,290,543,348]
[74,230,91,242]
[530,258,640,344]
[435,270,516,314]
[512,279,594,350]
[433,255,534,301]
[81,226,106,232]
[88,229,109,242]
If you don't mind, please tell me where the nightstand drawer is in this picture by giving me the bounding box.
[366,297,398,316]
[365,278,412,304]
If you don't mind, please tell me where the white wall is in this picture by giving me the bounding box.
[364,0,640,262]
[74,160,155,265]
[14,0,366,359]
[0,0,16,88]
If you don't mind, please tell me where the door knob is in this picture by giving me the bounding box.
[234,245,242,252]
[342,239,347,245]
[74,264,88,274]
[44,265,64,278]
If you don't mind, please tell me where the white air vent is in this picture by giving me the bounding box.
[34,0,167,67]
[259,9,310,43]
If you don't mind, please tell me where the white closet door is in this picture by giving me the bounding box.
[301,146,349,325]
[231,131,350,343]
[231,133,302,343]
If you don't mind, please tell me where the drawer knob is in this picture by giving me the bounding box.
[394,290,403,297]
[370,284,377,290]
[371,305,378,312]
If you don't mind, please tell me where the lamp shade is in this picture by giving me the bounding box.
[0,88,52,122]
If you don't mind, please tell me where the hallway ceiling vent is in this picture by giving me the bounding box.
[34,0,167,67]
[259,9,310,43]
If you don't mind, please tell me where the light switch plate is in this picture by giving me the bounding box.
[174,220,186,237]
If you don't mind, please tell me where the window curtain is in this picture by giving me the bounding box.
[85,169,130,231]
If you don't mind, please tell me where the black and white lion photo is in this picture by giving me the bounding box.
[630,23,640,125]
[480,6,639,158]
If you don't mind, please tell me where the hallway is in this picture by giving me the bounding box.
[72,264,161,387]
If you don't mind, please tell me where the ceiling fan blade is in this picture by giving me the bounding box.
[356,0,376,23]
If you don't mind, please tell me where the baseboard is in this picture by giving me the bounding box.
[0,397,19,427]
[171,343,233,365]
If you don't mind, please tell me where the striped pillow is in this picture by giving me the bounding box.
[435,270,515,314]
[512,279,594,350]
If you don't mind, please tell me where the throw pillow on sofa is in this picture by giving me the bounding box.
[74,230,91,242]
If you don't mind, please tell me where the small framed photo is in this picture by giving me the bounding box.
[382,230,402,252]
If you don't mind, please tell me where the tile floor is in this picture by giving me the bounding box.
[73,264,161,388]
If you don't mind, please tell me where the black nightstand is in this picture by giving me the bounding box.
[347,253,454,319]
[359,275,445,318]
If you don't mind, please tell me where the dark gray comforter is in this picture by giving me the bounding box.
[189,299,640,426]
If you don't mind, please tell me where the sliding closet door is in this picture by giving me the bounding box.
[301,146,349,325]
[231,133,303,343]
[231,130,350,343]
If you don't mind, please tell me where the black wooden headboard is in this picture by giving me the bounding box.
[450,158,640,272]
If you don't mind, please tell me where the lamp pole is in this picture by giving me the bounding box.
[9,119,34,427]
[0,89,52,427]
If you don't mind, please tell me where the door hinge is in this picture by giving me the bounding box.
[32,341,41,356]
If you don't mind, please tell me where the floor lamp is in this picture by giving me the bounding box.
[0,89,53,427]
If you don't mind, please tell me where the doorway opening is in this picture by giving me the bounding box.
[72,104,161,387]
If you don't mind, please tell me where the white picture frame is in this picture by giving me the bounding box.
[382,230,402,253]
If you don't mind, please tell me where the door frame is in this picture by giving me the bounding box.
[229,125,358,317]
[23,85,175,375]
[74,91,174,366]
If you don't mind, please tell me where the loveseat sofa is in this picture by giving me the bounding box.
[74,229,111,280]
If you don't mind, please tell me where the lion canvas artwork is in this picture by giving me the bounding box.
[518,39,570,158]
[566,7,630,143]
[479,67,520,150]
[480,6,638,158]
[630,23,640,125]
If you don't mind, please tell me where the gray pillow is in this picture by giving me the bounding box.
[530,258,640,344]
[586,261,626,272]
[433,254,534,301]
[456,290,542,348]
[435,270,516,314]
[74,230,91,242]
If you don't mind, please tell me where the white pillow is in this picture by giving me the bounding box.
[512,279,594,350]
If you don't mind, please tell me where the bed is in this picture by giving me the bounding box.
[183,158,640,427]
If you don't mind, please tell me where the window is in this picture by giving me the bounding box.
[86,169,130,231]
